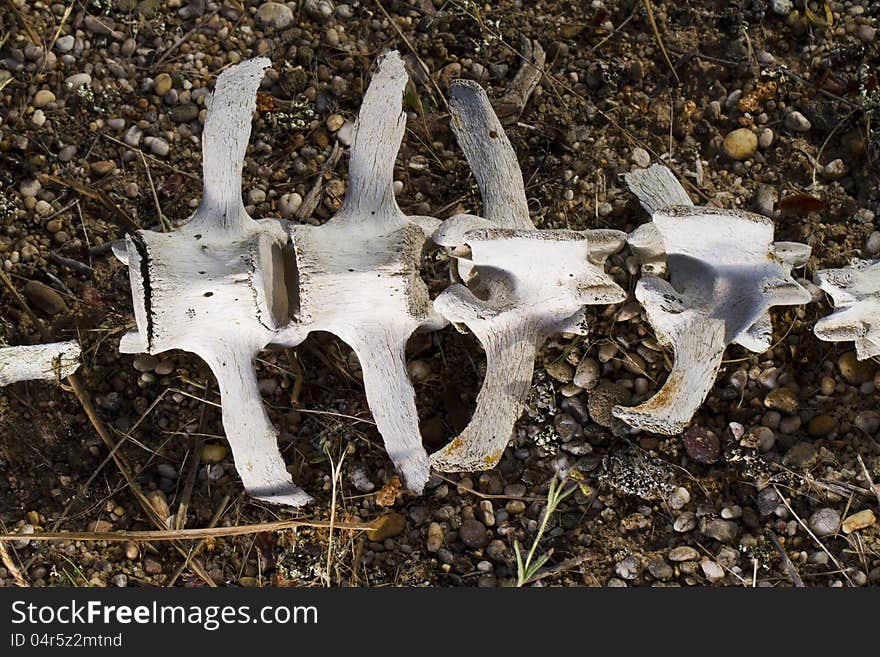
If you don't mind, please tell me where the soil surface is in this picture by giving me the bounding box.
[1,0,879,587]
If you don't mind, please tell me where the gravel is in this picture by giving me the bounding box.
[2,0,878,590]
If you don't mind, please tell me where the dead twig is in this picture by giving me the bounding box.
[295,141,341,221]
[140,151,171,232]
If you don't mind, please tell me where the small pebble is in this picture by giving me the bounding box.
[806,415,836,437]
[545,359,574,384]
[783,441,819,467]
[572,357,600,390]
[701,560,725,582]
[757,127,774,149]
[631,147,651,168]
[810,508,841,537]
[842,509,876,534]
[327,114,344,132]
[669,546,699,562]
[615,555,640,580]
[784,111,811,133]
[674,512,696,533]
[838,351,874,385]
[366,513,406,541]
[153,73,173,96]
[722,128,758,160]
[33,90,55,108]
[201,443,228,464]
[764,388,798,414]
[668,487,691,511]
[150,138,170,157]
[458,518,489,549]
[256,1,295,29]
[703,518,739,544]
[55,35,75,53]
[683,426,720,463]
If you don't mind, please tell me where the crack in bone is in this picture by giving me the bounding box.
[116,51,442,506]
[115,57,311,508]
[612,164,811,435]
[429,79,625,472]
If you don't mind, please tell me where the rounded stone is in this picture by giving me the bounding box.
[806,414,836,437]
[572,357,600,390]
[33,89,55,108]
[682,426,720,464]
[784,110,811,132]
[842,509,876,534]
[153,73,173,96]
[722,128,758,160]
[458,518,490,549]
[838,351,875,385]
[809,508,841,537]
[256,2,294,30]
[201,443,228,464]
[764,388,799,414]
[669,546,699,562]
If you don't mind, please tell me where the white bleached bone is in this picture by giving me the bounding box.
[0,341,81,386]
[115,52,441,506]
[277,51,443,494]
[612,164,811,435]
[114,57,311,507]
[429,80,626,472]
[814,259,880,359]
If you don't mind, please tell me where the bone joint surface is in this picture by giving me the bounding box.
[814,259,880,359]
[0,341,81,386]
[429,79,626,472]
[114,52,442,507]
[611,164,812,435]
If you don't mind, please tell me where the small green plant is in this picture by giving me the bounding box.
[513,475,574,587]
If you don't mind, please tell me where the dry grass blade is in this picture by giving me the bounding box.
[765,530,805,587]
[48,3,72,52]
[40,174,140,232]
[772,485,854,586]
[166,494,230,587]
[0,269,45,334]
[140,151,171,232]
[175,383,211,531]
[0,518,372,543]
[2,0,41,46]
[372,0,446,108]
[0,541,29,587]
[66,372,217,586]
[641,0,680,84]
[856,453,880,509]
